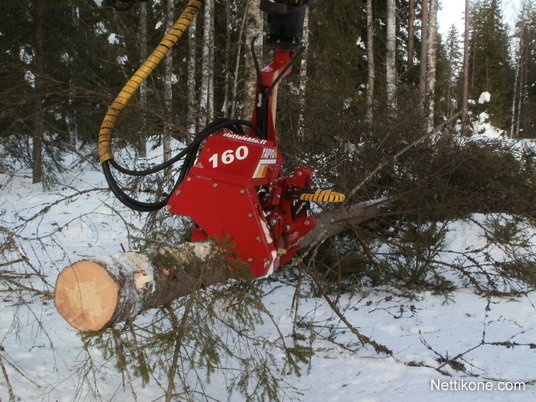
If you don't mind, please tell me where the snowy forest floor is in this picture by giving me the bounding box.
[1,139,536,401]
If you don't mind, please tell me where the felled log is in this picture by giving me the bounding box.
[301,198,389,248]
[54,242,232,332]
[55,200,389,332]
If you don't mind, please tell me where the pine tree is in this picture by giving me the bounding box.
[512,0,536,138]
[442,25,463,124]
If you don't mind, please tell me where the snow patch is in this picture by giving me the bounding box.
[355,36,366,50]
[107,33,120,45]
[473,112,505,138]
[478,91,491,104]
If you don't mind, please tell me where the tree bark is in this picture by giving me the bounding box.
[55,242,226,332]
[139,0,148,156]
[425,0,438,133]
[199,0,213,127]
[222,0,233,117]
[297,7,310,139]
[419,0,429,106]
[163,0,174,161]
[32,0,45,184]
[207,0,215,122]
[187,11,198,136]
[55,200,388,332]
[386,0,397,117]
[242,1,263,121]
[231,4,248,118]
[366,0,375,123]
[461,0,471,136]
[407,0,416,68]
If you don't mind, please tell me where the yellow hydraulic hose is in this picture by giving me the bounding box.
[98,0,204,164]
[299,189,346,203]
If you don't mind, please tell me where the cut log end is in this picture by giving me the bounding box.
[54,260,119,332]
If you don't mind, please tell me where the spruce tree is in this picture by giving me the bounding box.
[468,0,514,129]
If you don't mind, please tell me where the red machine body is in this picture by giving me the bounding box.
[167,49,316,277]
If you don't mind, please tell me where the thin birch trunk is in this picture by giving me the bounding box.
[425,0,438,133]
[366,0,375,123]
[408,0,416,68]
[386,0,397,116]
[68,0,79,146]
[199,0,213,128]
[222,0,233,117]
[511,50,520,138]
[139,0,148,156]
[242,1,263,121]
[231,4,248,118]
[517,48,527,138]
[511,0,528,139]
[461,0,471,136]
[187,12,197,135]
[207,0,215,122]
[419,0,429,106]
[33,0,45,184]
[163,0,174,161]
[297,7,309,140]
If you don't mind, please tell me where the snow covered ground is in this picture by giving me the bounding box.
[1,140,535,401]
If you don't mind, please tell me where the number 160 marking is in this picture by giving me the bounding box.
[208,145,249,168]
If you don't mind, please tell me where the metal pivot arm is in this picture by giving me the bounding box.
[260,0,309,48]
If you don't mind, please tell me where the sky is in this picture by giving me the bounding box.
[439,0,524,36]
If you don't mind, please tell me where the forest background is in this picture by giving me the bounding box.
[1,0,536,401]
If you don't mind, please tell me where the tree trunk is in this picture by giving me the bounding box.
[425,0,438,133]
[242,1,263,121]
[55,242,225,332]
[231,4,248,118]
[461,0,471,136]
[419,0,429,106]
[207,0,215,122]
[511,45,520,138]
[139,0,148,156]
[199,0,213,127]
[187,11,198,136]
[55,200,388,332]
[366,0,375,123]
[386,0,397,117]
[32,0,45,184]
[163,0,174,161]
[221,0,233,117]
[297,7,310,139]
[407,0,416,68]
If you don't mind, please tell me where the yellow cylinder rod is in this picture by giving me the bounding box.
[299,189,346,203]
[98,0,204,163]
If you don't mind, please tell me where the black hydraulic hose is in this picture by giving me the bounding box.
[110,119,262,176]
[103,119,262,212]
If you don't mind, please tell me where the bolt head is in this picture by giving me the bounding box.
[304,220,311,226]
